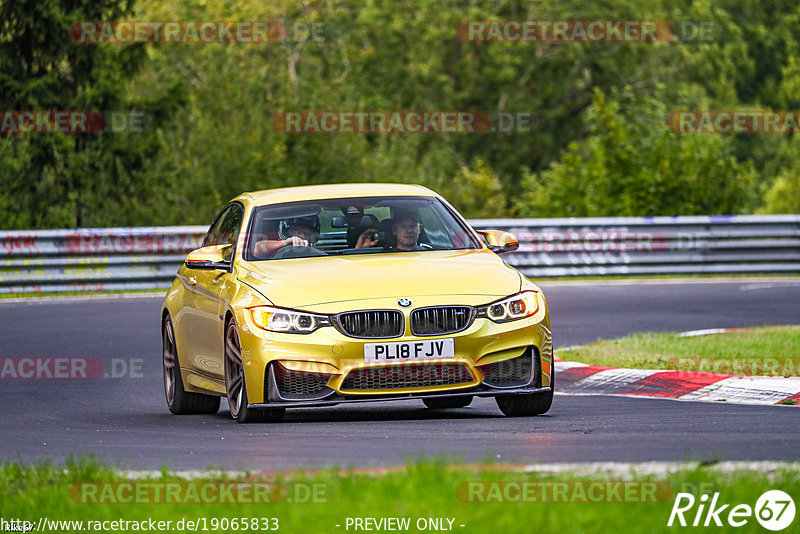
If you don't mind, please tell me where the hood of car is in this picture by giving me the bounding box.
[237,249,522,311]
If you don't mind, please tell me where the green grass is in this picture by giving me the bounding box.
[2,458,799,534]
[559,325,800,376]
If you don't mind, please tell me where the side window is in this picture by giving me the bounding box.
[204,204,244,249]
[203,207,231,247]
[217,205,244,248]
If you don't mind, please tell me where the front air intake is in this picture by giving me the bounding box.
[479,350,537,389]
[268,363,334,401]
[340,363,474,391]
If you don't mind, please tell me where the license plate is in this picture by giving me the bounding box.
[364,338,455,363]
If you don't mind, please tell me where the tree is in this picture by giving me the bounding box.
[514,89,756,216]
[0,0,181,228]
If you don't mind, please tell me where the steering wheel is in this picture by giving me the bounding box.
[272,245,327,259]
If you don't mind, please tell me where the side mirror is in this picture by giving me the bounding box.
[476,230,519,254]
[185,244,233,270]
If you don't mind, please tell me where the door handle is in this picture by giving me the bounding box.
[187,276,197,286]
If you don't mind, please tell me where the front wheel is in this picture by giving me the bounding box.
[495,389,553,416]
[225,320,285,423]
[496,367,554,416]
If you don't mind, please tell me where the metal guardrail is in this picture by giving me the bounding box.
[469,214,800,277]
[1,215,798,293]
[0,226,207,294]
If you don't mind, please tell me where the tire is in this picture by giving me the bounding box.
[495,365,555,417]
[423,396,473,409]
[225,320,285,423]
[163,316,220,415]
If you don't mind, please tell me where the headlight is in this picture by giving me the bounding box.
[248,305,330,334]
[477,291,540,323]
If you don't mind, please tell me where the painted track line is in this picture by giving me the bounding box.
[555,361,800,406]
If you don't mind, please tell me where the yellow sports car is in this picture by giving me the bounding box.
[161,183,553,422]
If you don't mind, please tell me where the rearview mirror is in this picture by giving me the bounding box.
[185,244,233,270]
[476,230,519,254]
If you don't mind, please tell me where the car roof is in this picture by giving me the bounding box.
[235,183,437,206]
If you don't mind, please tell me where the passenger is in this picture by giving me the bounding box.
[354,227,380,248]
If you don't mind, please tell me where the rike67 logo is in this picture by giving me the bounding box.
[668,490,795,531]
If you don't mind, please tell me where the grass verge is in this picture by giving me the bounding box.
[2,458,798,534]
[559,325,800,376]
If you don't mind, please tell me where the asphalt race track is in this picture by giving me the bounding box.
[1,279,798,470]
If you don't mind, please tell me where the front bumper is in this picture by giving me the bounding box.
[235,304,552,405]
[248,385,553,409]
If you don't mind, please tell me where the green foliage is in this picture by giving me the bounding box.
[759,162,800,214]
[0,0,187,228]
[515,89,756,217]
[1,0,799,228]
[437,160,507,218]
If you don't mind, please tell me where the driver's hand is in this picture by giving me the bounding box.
[355,229,379,248]
[284,236,309,247]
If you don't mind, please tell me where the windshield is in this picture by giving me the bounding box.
[243,196,481,261]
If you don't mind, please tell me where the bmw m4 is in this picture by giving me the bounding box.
[161,183,553,422]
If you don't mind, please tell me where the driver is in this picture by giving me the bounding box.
[254,215,320,257]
